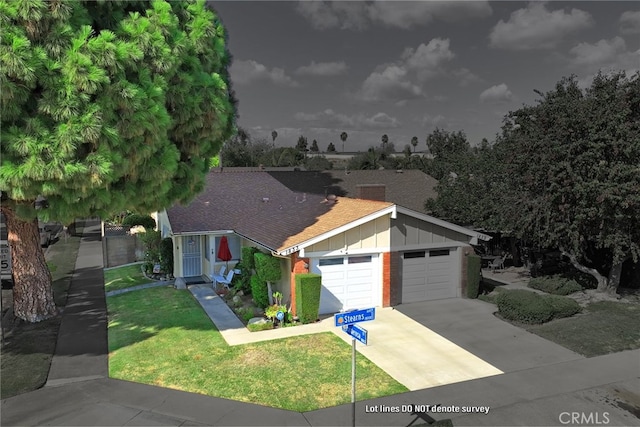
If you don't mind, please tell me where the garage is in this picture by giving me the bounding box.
[402,248,457,303]
[311,254,379,314]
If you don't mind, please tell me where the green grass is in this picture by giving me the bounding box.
[107,287,408,411]
[526,301,640,357]
[104,264,150,292]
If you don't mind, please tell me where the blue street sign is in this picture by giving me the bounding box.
[334,307,376,327]
[343,324,368,345]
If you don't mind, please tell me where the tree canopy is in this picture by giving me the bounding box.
[1,0,236,223]
[0,0,236,321]
[494,72,639,291]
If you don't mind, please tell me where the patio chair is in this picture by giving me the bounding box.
[486,256,505,272]
[216,270,235,290]
[212,266,226,284]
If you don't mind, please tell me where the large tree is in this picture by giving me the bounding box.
[0,0,236,321]
[494,72,640,293]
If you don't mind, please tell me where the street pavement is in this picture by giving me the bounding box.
[1,219,639,426]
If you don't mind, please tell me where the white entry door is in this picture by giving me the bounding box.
[311,254,378,315]
[182,236,202,276]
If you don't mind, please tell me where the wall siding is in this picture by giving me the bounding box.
[391,213,469,247]
[306,214,391,254]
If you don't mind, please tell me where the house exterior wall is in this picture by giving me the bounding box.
[156,210,172,238]
[390,213,470,249]
[305,214,390,255]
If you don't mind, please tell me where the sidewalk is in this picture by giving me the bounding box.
[1,224,639,426]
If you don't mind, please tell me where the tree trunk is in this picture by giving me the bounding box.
[1,207,58,322]
[560,248,623,295]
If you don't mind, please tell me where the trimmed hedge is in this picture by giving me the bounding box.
[160,237,174,275]
[251,275,269,308]
[242,247,259,271]
[122,214,156,229]
[254,252,281,282]
[496,289,581,324]
[466,254,481,298]
[528,275,583,295]
[295,273,321,324]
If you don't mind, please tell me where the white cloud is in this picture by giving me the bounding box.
[230,59,299,87]
[420,114,446,128]
[294,109,400,130]
[358,38,455,103]
[366,2,492,29]
[489,2,593,50]
[452,68,483,87]
[620,10,640,34]
[401,38,455,81]
[296,1,492,30]
[295,61,348,76]
[360,64,424,102]
[479,84,514,103]
[568,37,640,75]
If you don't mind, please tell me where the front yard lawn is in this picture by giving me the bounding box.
[107,287,408,412]
[526,301,640,357]
[104,264,150,292]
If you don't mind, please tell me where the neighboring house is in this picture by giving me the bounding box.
[157,168,490,315]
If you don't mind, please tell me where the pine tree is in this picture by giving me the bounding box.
[0,0,236,322]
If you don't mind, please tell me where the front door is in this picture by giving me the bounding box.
[182,236,202,276]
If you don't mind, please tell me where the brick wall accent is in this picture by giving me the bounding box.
[382,252,391,307]
[389,251,401,306]
[290,252,310,316]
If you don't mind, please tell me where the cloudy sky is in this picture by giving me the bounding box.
[212,1,640,152]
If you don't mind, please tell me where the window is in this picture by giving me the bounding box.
[215,235,241,261]
[404,251,426,259]
[429,249,450,257]
[319,257,344,266]
[348,256,372,264]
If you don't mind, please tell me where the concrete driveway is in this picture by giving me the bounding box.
[395,298,585,373]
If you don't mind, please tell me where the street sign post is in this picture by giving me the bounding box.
[334,307,375,327]
[334,308,375,427]
[342,324,368,345]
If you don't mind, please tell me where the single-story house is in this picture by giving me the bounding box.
[157,168,490,315]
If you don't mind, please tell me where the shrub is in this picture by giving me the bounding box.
[160,238,173,275]
[497,289,554,324]
[497,289,582,324]
[254,252,282,282]
[122,214,156,230]
[138,230,162,273]
[247,321,273,332]
[528,275,583,295]
[545,294,581,318]
[466,254,481,298]
[251,275,269,308]
[242,247,259,271]
[295,273,321,324]
[231,272,251,295]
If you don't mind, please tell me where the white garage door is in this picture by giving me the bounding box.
[402,249,457,303]
[311,255,378,314]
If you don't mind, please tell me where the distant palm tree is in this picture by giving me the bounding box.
[411,136,418,152]
[271,130,278,147]
[340,131,348,153]
[381,134,388,150]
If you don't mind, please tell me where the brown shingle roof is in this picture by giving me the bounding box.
[267,169,437,212]
[166,170,393,252]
